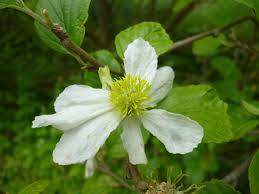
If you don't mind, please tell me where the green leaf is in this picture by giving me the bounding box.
[83,71,102,88]
[83,174,115,194]
[92,50,122,73]
[18,180,49,194]
[233,0,255,9]
[175,0,251,36]
[211,57,241,80]
[106,126,150,159]
[213,80,245,102]
[233,0,259,20]
[115,22,172,59]
[193,34,226,56]
[106,128,127,159]
[255,1,259,20]
[35,0,91,53]
[159,85,233,143]
[0,0,23,9]
[210,57,245,102]
[82,174,133,194]
[242,100,259,116]
[228,104,259,139]
[197,180,241,194]
[184,145,218,184]
[249,151,259,194]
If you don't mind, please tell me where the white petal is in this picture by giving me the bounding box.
[54,85,109,112]
[124,38,158,83]
[32,103,113,131]
[121,117,147,165]
[141,109,203,154]
[85,157,95,178]
[53,110,122,165]
[149,66,175,106]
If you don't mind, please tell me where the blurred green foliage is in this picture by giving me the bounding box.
[249,150,259,194]
[0,0,259,193]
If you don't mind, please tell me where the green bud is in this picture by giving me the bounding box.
[98,66,113,90]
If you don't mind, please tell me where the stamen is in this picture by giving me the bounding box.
[110,75,151,117]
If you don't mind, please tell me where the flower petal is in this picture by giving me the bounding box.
[141,109,203,154]
[54,85,109,112]
[124,38,158,83]
[32,103,113,131]
[53,110,122,165]
[85,157,95,178]
[149,66,174,107]
[121,117,147,165]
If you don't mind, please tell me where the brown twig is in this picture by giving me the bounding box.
[96,0,112,47]
[49,13,123,75]
[166,0,203,31]
[7,5,48,28]
[96,163,136,192]
[9,6,122,75]
[148,0,157,20]
[169,16,258,52]
[166,0,178,17]
[228,30,259,57]
[126,164,141,181]
[249,129,259,135]
[52,24,103,68]
[223,158,251,184]
[125,158,149,191]
[223,148,259,185]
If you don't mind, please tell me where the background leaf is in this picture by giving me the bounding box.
[159,85,233,143]
[197,180,241,194]
[211,57,241,81]
[229,103,259,139]
[255,1,259,20]
[35,0,91,53]
[18,180,48,194]
[242,100,259,116]
[193,34,226,56]
[82,174,133,194]
[183,145,218,184]
[249,151,259,194]
[233,0,259,20]
[115,22,172,59]
[0,0,23,9]
[92,50,121,73]
[233,0,255,9]
[210,57,245,102]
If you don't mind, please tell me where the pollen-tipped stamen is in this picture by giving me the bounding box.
[110,75,151,117]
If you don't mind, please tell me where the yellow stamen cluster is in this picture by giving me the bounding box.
[110,75,151,117]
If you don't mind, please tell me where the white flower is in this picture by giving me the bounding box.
[32,38,203,168]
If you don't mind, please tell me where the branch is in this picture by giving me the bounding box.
[165,0,178,17]
[125,159,149,191]
[148,0,157,20]
[169,16,258,51]
[223,148,259,185]
[223,158,250,184]
[43,11,123,75]
[10,6,122,75]
[249,129,259,135]
[166,0,203,31]
[51,24,103,69]
[7,5,48,28]
[96,0,112,47]
[96,163,136,192]
[229,31,259,57]
[125,162,141,181]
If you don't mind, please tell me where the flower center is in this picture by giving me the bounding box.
[110,75,151,117]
